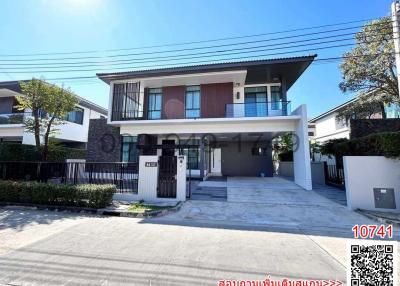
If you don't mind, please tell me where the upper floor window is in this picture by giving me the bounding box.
[65,107,84,125]
[185,86,200,118]
[244,86,267,117]
[270,86,282,110]
[112,82,141,120]
[148,88,162,119]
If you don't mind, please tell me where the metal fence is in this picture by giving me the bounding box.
[0,161,139,194]
[324,163,345,189]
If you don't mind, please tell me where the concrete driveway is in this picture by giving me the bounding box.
[164,177,395,235]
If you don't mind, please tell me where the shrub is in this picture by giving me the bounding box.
[0,142,86,161]
[278,151,293,162]
[0,181,116,208]
[320,131,400,165]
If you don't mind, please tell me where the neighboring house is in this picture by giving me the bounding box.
[90,56,316,190]
[0,81,107,148]
[309,97,400,144]
[308,98,358,144]
[308,97,400,163]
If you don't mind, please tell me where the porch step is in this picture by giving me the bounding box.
[190,187,227,201]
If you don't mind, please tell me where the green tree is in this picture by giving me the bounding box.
[16,78,79,161]
[339,17,399,119]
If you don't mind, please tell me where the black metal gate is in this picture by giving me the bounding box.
[157,156,177,198]
[324,162,345,189]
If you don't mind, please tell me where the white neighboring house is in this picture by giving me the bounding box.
[308,98,358,144]
[0,81,107,148]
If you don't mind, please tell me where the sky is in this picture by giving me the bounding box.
[0,0,394,118]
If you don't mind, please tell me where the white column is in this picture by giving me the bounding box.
[291,105,312,190]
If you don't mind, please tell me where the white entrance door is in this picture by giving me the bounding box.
[211,148,222,174]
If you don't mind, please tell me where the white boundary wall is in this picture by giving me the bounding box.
[291,105,312,190]
[344,156,400,213]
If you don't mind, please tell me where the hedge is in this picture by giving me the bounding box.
[0,143,86,161]
[278,151,293,162]
[323,131,400,160]
[0,181,116,209]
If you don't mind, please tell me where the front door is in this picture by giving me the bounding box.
[162,140,175,156]
[211,148,222,174]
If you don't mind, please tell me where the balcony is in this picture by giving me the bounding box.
[226,101,291,118]
[0,113,27,125]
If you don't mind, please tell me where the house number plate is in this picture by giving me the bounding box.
[145,162,158,167]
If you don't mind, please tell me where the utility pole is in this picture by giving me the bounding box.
[391,1,400,97]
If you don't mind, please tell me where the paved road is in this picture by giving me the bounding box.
[0,208,352,286]
[0,178,398,285]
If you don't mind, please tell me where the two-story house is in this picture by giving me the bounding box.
[0,81,107,148]
[92,56,315,190]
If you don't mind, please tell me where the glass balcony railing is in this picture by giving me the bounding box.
[0,113,28,125]
[225,101,291,118]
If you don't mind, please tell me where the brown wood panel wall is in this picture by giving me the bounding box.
[200,82,233,118]
[162,86,185,119]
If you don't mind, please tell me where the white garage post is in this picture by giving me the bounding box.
[291,105,312,190]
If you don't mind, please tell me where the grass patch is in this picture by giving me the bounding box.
[127,200,174,213]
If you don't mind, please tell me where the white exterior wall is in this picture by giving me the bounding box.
[21,105,105,145]
[0,126,24,139]
[119,116,299,136]
[292,105,312,190]
[313,112,350,143]
[344,156,400,213]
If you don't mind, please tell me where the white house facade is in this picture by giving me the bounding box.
[91,56,316,191]
[0,81,107,148]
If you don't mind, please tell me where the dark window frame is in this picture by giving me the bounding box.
[270,85,282,110]
[179,139,200,169]
[121,136,139,163]
[147,88,162,120]
[185,86,201,119]
[112,82,141,120]
[244,86,268,117]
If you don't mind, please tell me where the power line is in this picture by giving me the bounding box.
[0,16,390,58]
[0,36,359,70]
[0,31,376,68]
[0,36,394,74]
[0,52,393,87]
[0,21,392,62]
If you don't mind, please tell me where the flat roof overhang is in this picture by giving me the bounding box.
[97,55,316,90]
[117,116,301,136]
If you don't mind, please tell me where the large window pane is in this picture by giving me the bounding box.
[271,86,282,110]
[245,86,267,117]
[148,88,162,119]
[179,139,199,169]
[65,107,84,124]
[121,136,138,163]
[112,82,141,120]
[185,86,200,118]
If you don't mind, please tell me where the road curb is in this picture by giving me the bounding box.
[0,201,184,218]
[99,201,184,218]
